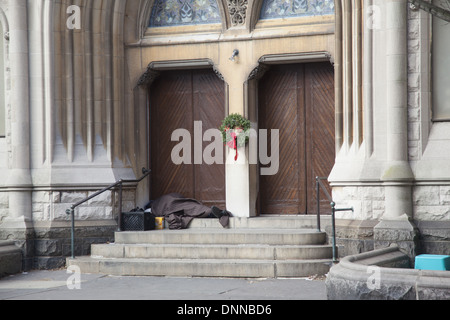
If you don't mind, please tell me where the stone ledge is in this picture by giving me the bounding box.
[326,245,450,300]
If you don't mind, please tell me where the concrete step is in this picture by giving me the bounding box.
[67,256,332,278]
[188,215,331,229]
[91,243,334,260]
[114,228,327,246]
[66,218,335,278]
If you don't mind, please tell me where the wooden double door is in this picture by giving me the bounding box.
[149,69,226,208]
[258,62,335,215]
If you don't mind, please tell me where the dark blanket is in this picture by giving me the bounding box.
[151,193,230,229]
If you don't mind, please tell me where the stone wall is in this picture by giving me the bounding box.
[331,184,450,257]
[413,186,450,221]
[31,189,136,223]
[32,189,135,269]
[332,186,385,221]
[0,188,136,270]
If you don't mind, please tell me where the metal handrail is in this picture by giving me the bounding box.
[315,176,333,231]
[315,176,353,263]
[66,168,151,259]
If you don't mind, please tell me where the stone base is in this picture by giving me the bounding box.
[416,220,450,255]
[330,219,378,257]
[326,245,450,300]
[374,219,420,261]
[32,220,117,269]
[0,220,117,271]
[0,219,35,271]
[0,241,22,278]
[332,218,450,259]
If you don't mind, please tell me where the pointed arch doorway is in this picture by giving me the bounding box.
[258,62,335,215]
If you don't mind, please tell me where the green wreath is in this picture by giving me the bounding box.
[219,113,251,148]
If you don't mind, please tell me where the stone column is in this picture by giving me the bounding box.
[1,0,33,269]
[375,0,418,258]
[220,42,257,218]
[225,79,255,218]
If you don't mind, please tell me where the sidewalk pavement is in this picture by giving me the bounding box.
[0,269,327,300]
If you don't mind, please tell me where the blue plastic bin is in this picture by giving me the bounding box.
[414,254,450,271]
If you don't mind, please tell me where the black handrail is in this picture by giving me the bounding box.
[315,176,353,263]
[66,168,151,259]
[315,176,333,231]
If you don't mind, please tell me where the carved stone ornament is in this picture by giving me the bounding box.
[213,66,225,81]
[247,63,269,81]
[227,0,248,26]
[137,65,161,87]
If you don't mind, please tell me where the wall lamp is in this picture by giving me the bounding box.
[229,49,239,62]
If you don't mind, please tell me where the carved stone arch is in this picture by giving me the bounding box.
[137,0,154,39]
[124,0,154,43]
[247,0,264,31]
[216,0,229,32]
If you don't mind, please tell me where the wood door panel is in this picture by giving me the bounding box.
[151,71,194,200]
[258,66,306,214]
[193,70,226,208]
[258,62,335,215]
[150,69,225,208]
[305,63,335,214]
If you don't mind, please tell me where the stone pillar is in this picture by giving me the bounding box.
[0,0,33,269]
[225,80,255,218]
[220,42,257,218]
[374,0,418,258]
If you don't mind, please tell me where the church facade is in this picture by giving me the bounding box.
[0,0,448,270]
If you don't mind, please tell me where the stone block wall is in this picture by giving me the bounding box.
[332,184,450,257]
[332,186,385,221]
[0,188,137,270]
[331,186,384,256]
[32,190,135,222]
[413,186,450,221]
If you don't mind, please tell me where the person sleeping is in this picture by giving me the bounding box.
[149,193,231,230]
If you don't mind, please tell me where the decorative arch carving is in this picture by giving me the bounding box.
[226,0,248,26]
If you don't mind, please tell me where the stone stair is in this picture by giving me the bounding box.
[66,216,335,278]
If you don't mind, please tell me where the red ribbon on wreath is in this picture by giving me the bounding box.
[225,128,240,161]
